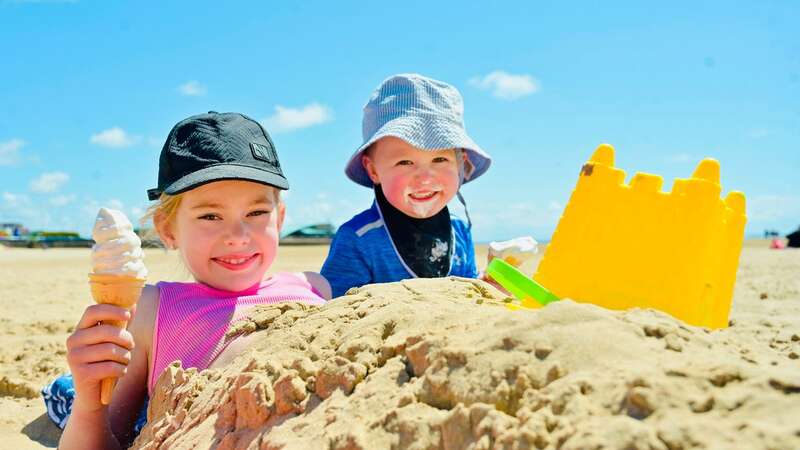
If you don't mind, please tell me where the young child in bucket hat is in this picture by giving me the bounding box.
[321,74,492,298]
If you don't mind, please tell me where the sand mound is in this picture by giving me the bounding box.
[132,277,799,450]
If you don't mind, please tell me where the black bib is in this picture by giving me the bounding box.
[375,186,453,278]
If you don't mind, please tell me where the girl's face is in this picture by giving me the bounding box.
[362,137,463,218]
[157,180,284,292]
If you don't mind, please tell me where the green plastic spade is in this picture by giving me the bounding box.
[487,258,560,307]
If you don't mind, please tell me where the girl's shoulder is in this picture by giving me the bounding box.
[271,272,332,301]
[128,284,160,353]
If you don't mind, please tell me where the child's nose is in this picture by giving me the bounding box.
[413,166,436,183]
[224,220,250,246]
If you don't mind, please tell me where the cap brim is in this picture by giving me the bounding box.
[149,163,289,200]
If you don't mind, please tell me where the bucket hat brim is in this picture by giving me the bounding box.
[344,116,492,188]
[148,163,289,200]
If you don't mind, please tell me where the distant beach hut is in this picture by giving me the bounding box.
[281,223,336,245]
[0,222,28,237]
[25,231,93,248]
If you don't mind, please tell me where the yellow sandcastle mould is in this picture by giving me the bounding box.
[533,144,747,328]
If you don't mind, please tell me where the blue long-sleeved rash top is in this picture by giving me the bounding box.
[321,202,478,298]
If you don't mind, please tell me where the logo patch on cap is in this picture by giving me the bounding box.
[250,142,277,164]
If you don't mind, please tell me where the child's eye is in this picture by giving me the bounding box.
[198,214,221,221]
[432,156,450,163]
[248,210,272,217]
[396,160,413,166]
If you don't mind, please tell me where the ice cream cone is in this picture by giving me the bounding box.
[88,273,145,405]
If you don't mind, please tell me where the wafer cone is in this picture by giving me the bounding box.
[88,273,145,405]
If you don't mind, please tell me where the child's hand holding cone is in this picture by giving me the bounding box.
[65,303,135,412]
[88,208,148,405]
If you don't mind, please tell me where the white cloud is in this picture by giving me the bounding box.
[3,191,29,207]
[262,103,332,133]
[178,80,207,97]
[0,138,25,166]
[90,127,136,148]
[666,153,693,164]
[468,200,563,241]
[747,128,771,139]
[469,71,539,100]
[107,198,124,211]
[547,201,563,212]
[748,195,800,223]
[282,191,362,230]
[0,191,52,230]
[499,202,562,226]
[50,194,76,206]
[1,192,130,235]
[30,172,69,193]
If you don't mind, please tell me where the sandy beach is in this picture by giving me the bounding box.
[1,242,798,449]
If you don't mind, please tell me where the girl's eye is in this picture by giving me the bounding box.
[248,210,272,217]
[396,160,413,166]
[198,214,221,221]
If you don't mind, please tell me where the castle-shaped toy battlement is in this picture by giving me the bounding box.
[533,144,747,328]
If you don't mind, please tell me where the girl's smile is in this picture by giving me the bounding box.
[211,253,261,271]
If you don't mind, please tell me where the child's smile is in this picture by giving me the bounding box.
[211,253,261,271]
[405,186,445,217]
[408,190,438,201]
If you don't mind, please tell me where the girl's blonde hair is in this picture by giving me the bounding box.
[140,193,183,245]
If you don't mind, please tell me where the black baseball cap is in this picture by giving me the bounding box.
[147,111,288,201]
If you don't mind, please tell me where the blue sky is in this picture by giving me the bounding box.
[1,0,798,242]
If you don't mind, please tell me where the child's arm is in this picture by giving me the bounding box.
[296,271,332,300]
[58,285,157,450]
[320,227,373,298]
[108,285,158,446]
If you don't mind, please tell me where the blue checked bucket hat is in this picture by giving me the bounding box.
[345,73,492,187]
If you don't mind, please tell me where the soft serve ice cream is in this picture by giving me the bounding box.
[89,207,147,404]
[91,208,147,279]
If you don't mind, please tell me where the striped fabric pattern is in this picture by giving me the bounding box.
[148,273,325,393]
[345,73,492,188]
[41,373,74,429]
[41,373,149,433]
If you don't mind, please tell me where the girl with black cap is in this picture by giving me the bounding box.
[56,112,330,449]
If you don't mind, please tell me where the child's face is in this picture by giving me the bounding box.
[158,180,284,292]
[362,136,463,218]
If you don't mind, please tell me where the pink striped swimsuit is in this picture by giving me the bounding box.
[148,272,325,394]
